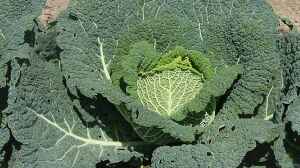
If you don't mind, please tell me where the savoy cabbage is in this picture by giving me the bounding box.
[0,0,299,168]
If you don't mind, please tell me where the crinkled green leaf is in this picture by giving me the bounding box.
[0,65,7,88]
[272,131,295,168]
[4,21,144,168]
[0,0,43,89]
[124,100,196,144]
[277,31,300,106]
[287,98,300,134]
[56,0,141,98]
[0,127,10,167]
[185,65,241,115]
[151,144,212,168]
[1,3,47,167]
[0,31,7,88]
[151,119,279,168]
[274,30,300,168]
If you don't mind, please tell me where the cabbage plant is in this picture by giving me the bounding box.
[1,0,299,167]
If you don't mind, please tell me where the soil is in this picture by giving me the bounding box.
[39,0,70,27]
[267,0,300,32]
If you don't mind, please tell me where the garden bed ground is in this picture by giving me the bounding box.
[268,0,300,31]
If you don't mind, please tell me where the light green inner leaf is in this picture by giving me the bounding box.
[137,69,203,119]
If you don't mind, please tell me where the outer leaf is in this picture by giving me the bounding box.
[151,119,279,168]
[0,32,7,88]
[204,0,281,120]
[0,127,10,167]
[1,2,46,167]
[0,65,7,88]
[287,98,300,134]
[5,21,143,168]
[0,0,43,89]
[151,144,212,168]
[124,100,196,144]
[0,0,44,22]
[272,131,295,168]
[277,31,300,107]
[57,0,141,98]
[274,30,300,167]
